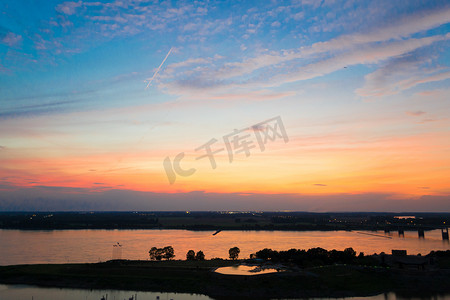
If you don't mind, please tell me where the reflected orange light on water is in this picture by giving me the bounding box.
[1,229,448,266]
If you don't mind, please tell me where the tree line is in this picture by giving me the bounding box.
[253,247,359,267]
[148,246,360,265]
[149,246,241,261]
[146,246,450,267]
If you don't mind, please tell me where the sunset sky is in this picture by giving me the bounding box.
[1,0,449,211]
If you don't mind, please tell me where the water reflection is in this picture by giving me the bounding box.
[0,284,212,300]
[214,265,280,275]
[0,229,449,265]
[1,285,450,300]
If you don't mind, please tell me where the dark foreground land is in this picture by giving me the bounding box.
[1,211,449,231]
[1,254,450,299]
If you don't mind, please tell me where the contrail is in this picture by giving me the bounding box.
[145,47,173,89]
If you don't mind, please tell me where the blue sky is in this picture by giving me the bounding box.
[0,0,449,211]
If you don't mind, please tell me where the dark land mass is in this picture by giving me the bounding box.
[1,252,450,300]
[0,211,449,232]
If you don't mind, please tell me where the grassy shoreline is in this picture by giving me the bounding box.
[1,259,450,299]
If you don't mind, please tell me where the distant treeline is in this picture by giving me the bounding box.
[253,248,450,268]
[254,247,367,267]
[0,211,449,230]
[0,212,159,229]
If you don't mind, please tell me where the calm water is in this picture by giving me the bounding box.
[0,284,211,300]
[215,265,280,275]
[0,229,449,265]
[1,285,450,300]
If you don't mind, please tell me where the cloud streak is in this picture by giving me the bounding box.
[162,33,450,97]
[158,3,450,100]
[406,111,426,117]
[356,51,450,98]
[146,47,173,89]
[0,187,449,212]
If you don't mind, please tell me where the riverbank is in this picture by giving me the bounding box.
[1,211,448,232]
[1,259,450,299]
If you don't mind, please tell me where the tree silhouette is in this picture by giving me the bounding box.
[162,246,175,260]
[344,247,356,257]
[186,250,195,260]
[149,246,175,261]
[149,247,162,261]
[196,250,205,260]
[229,247,240,260]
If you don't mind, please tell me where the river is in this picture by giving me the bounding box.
[1,284,450,300]
[1,229,448,265]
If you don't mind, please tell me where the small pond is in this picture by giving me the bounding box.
[214,265,281,275]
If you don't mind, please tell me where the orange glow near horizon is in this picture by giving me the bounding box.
[2,126,448,199]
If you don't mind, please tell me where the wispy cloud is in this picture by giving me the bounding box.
[165,57,211,70]
[406,111,426,116]
[208,90,297,101]
[269,35,450,88]
[157,3,450,100]
[56,1,83,15]
[418,118,442,124]
[308,5,450,54]
[356,51,450,98]
[1,32,22,47]
[47,1,226,54]
[223,6,450,80]
[0,89,97,119]
[162,32,450,98]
